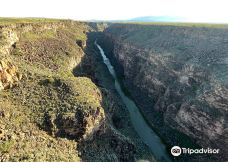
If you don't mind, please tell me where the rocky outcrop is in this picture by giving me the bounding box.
[0,28,18,56]
[76,39,86,49]
[0,59,22,90]
[101,24,228,161]
[44,107,104,140]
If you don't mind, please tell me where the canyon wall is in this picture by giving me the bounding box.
[0,20,141,162]
[101,23,228,161]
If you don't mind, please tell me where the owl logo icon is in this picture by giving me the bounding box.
[171,146,182,156]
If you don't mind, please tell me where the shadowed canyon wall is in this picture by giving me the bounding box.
[99,23,228,161]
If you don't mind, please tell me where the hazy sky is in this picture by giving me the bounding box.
[1,0,228,23]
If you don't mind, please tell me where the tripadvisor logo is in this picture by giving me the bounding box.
[171,146,219,156]
[171,146,181,156]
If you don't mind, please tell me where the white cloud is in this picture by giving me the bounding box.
[0,0,228,22]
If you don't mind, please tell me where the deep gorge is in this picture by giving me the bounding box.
[98,23,228,162]
[0,19,227,162]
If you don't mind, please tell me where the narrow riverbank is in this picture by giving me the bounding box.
[95,41,172,162]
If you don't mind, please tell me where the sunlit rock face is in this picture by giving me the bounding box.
[101,24,228,161]
[0,59,22,90]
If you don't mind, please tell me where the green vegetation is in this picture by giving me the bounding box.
[0,140,15,153]
[0,19,97,161]
[22,29,57,40]
[0,17,62,25]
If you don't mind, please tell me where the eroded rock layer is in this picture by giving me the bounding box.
[101,23,228,161]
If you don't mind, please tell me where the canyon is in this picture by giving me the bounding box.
[0,19,227,162]
[99,23,228,162]
[0,19,155,162]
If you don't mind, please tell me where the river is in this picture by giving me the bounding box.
[95,41,172,162]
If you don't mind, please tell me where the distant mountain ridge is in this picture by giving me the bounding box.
[129,16,184,22]
[89,16,185,23]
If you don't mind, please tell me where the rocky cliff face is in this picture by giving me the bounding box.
[101,24,228,161]
[0,59,22,90]
[0,20,139,162]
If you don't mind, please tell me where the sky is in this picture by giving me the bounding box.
[1,0,228,23]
